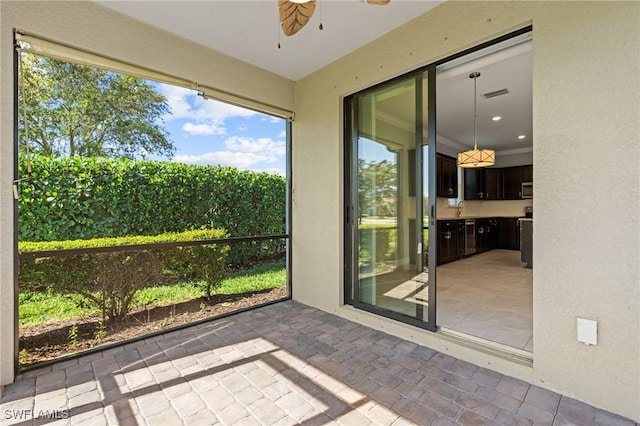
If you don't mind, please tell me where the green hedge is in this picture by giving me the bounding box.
[19,229,230,321]
[18,155,286,265]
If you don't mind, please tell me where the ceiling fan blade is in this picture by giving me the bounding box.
[279,0,316,37]
[367,0,391,4]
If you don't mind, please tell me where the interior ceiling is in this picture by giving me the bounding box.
[95,0,443,81]
[375,40,533,153]
[436,43,533,152]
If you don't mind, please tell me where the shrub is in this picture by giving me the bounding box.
[18,155,285,265]
[19,228,230,322]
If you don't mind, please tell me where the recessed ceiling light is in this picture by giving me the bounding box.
[518,135,526,139]
[492,116,502,121]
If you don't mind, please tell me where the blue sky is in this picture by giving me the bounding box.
[152,82,287,176]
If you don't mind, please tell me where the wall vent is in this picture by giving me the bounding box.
[483,88,509,98]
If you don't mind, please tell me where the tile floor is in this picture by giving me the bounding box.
[437,250,533,351]
[369,249,532,351]
[2,300,636,426]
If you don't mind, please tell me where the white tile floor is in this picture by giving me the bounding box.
[370,249,533,352]
[437,250,533,351]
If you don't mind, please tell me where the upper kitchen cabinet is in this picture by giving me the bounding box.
[466,165,533,200]
[410,150,459,198]
[484,168,502,200]
[463,168,481,200]
[437,153,458,198]
[464,167,500,200]
[503,165,533,200]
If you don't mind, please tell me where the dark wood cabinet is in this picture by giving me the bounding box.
[463,168,482,200]
[475,218,498,253]
[497,218,520,250]
[437,220,461,265]
[487,218,499,249]
[411,151,460,199]
[502,167,522,200]
[436,154,458,198]
[464,168,500,200]
[484,169,502,200]
[521,165,533,183]
[466,165,532,201]
[435,217,521,265]
[503,165,532,200]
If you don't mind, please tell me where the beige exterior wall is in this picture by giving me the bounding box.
[293,1,640,422]
[0,1,294,387]
[0,0,638,422]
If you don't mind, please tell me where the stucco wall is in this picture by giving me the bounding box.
[293,1,639,421]
[0,0,294,387]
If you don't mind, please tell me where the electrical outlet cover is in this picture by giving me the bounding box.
[577,318,597,345]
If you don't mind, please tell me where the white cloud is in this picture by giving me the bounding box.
[261,116,284,124]
[173,135,285,172]
[194,99,256,121]
[156,82,258,136]
[224,136,285,156]
[174,151,273,169]
[158,85,196,119]
[157,82,257,121]
[182,122,225,136]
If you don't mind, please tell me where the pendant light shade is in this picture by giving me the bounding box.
[457,148,495,168]
[457,72,495,168]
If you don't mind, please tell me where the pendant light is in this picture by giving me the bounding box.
[457,72,495,168]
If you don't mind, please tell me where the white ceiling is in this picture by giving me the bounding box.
[436,40,533,152]
[96,0,531,153]
[96,0,443,81]
[373,38,533,152]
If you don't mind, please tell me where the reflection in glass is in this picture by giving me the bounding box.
[355,74,429,323]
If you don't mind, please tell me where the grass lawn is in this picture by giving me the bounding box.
[19,260,286,328]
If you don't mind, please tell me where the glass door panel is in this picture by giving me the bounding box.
[352,71,434,327]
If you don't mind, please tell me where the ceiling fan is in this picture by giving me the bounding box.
[279,0,391,37]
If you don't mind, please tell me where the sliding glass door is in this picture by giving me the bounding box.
[346,67,436,330]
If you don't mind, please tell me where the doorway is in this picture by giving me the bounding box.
[345,28,533,351]
[434,33,533,352]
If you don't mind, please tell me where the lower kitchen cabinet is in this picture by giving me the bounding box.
[436,217,521,266]
[437,220,463,265]
[497,218,520,250]
[475,218,498,253]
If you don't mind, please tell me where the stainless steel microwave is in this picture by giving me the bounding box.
[521,182,533,199]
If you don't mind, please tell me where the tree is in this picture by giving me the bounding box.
[358,158,398,220]
[19,53,174,159]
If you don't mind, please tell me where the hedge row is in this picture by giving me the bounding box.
[19,228,230,322]
[18,156,286,265]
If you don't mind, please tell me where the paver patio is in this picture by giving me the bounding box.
[1,300,637,425]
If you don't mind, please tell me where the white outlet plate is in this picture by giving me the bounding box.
[577,318,597,345]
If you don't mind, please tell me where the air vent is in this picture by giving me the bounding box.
[483,88,509,98]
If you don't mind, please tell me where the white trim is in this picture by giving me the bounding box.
[436,135,467,151]
[497,146,533,156]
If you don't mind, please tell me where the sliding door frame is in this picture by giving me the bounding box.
[343,26,532,333]
[344,66,437,331]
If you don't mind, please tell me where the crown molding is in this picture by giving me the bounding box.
[375,110,532,156]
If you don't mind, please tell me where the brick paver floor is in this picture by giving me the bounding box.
[1,300,638,425]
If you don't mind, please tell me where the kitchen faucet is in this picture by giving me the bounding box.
[456,200,467,217]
